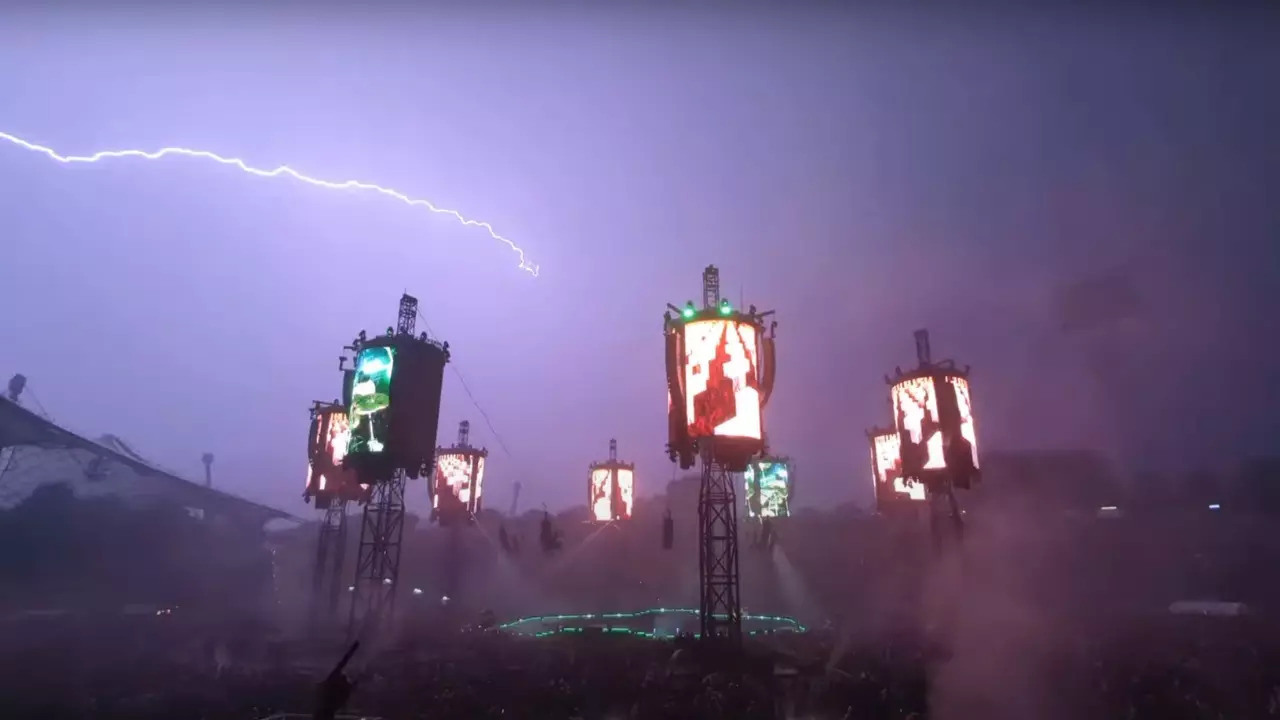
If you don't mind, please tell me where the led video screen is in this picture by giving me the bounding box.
[682,319,761,442]
[324,409,351,467]
[948,376,980,469]
[471,456,486,511]
[347,345,395,456]
[307,408,355,497]
[616,467,634,520]
[892,376,946,472]
[745,461,791,518]
[873,431,924,502]
[589,467,612,522]
[434,452,485,515]
[588,466,635,522]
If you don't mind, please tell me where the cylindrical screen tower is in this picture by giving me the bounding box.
[664,297,776,472]
[886,332,980,491]
[663,266,778,646]
[432,420,488,526]
[588,439,636,522]
[345,331,450,482]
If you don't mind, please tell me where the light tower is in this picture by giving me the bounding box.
[587,438,638,610]
[431,419,489,604]
[884,329,980,551]
[346,293,450,638]
[305,395,362,632]
[306,331,375,628]
[664,265,778,646]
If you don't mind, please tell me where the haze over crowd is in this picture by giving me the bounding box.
[1,5,1275,515]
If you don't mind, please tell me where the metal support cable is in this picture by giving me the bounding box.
[415,309,515,461]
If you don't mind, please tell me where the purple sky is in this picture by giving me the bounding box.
[1,6,1276,515]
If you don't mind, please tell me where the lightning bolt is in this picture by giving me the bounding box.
[0,130,539,277]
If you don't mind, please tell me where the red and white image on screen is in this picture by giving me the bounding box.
[590,468,612,522]
[589,467,635,522]
[307,425,322,493]
[616,468,634,519]
[874,432,924,501]
[326,410,351,467]
[948,376,980,469]
[893,377,946,471]
[307,410,353,494]
[434,453,484,512]
[682,320,761,441]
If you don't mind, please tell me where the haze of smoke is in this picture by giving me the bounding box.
[924,505,1063,720]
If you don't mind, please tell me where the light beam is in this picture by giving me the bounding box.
[0,131,538,277]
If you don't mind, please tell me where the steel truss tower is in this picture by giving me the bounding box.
[914,328,968,554]
[309,501,349,629]
[698,445,742,644]
[347,293,420,638]
[665,265,774,649]
[348,472,408,637]
[884,329,975,556]
[929,482,965,555]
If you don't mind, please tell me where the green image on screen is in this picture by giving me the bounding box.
[745,462,791,518]
[347,345,395,455]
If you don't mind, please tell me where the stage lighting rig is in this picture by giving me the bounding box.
[663,264,779,646]
[588,438,636,523]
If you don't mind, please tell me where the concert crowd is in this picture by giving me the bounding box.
[4,618,1280,719]
[4,462,1280,719]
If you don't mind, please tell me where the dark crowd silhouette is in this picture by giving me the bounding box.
[3,455,1280,718]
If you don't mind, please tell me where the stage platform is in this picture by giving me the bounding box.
[497,607,805,639]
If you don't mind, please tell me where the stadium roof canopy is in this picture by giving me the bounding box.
[0,397,296,526]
